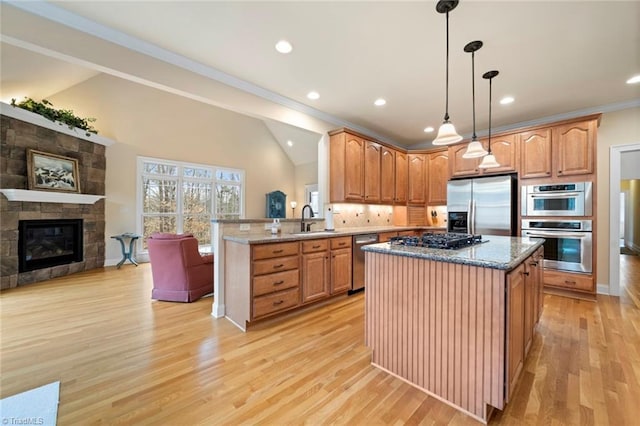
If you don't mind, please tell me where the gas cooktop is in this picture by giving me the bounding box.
[389,233,484,250]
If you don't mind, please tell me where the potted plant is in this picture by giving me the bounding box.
[11,97,99,137]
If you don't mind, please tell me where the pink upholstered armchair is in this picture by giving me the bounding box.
[147,233,214,302]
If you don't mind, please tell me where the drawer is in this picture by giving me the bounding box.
[252,241,299,260]
[330,236,352,250]
[253,255,299,276]
[544,269,593,292]
[302,239,329,253]
[398,229,421,237]
[253,288,300,319]
[253,269,299,297]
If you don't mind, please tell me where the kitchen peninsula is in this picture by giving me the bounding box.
[362,236,545,424]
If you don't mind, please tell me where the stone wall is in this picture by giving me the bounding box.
[1,115,106,289]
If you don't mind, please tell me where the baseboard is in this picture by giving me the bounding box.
[596,283,610,295]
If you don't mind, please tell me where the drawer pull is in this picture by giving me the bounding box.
[273,280,284,285]
[339,242,346,246]
[273,300,284,306]
[565,280,576,285]
[273,249,284,254]
[312,245,321,249]
[273,264,284,269]
[522,271,530,276]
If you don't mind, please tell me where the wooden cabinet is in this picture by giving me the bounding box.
[523,251,543,356]
[380,147,395,203]
[378,231,398,242]
[407,154,426,204]
[364,141,381,202]
[330,131,364,202]
[481,133,518,174]
[448,143,480,178]
[544,269,594,293]
[506,263,525,402]
[330,237,352,294]
[301,239,330,303]
[554,119,596,177]
[251,241,301,320]
[394,151,408,204]
[520,128,553,179]
[426,150,448,205]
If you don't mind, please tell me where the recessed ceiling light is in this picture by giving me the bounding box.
[424,126,435,133]
[627,75,640,84]
[374,98,386,106]
[307,91,320,100]
[275,40,293,54]
[500,96,515,105]
[287,140,294,147]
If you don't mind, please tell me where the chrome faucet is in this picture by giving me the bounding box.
[301,204,315,232]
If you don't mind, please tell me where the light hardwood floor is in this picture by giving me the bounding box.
[1,257,639,425]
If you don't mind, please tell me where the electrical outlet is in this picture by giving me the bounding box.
[239,223,250,231]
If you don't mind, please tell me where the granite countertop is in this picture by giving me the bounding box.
[362,235,545,271]
[223,225,447,244]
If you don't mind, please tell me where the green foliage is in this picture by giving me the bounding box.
[11,97,99,136]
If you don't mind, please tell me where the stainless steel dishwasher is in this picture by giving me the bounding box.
[351,233,379,294]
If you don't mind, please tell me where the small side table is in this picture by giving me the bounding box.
[111,233,141,269]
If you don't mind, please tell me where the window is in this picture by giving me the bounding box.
[137,157,244,250]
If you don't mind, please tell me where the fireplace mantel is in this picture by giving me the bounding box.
[0,189,104,204]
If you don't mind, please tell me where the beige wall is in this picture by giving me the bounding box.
[49,74,296,263]
[596,106,640,286]
[293,161,318,215]
[630,180,640,249]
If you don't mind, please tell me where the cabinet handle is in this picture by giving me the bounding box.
[529,261,538,266]
[273,249,284,254]
[339,242,346,246]
[312,245,321,249]
[273,300,284,306]
[565,280,576,285]
[273,280,284,285]
[558,170,563,174]
[273,264,284,269]
[522,271,530,276]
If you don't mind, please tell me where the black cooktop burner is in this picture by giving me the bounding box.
[390,232,484,250]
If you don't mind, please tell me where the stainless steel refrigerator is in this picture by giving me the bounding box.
[446,174,517,236]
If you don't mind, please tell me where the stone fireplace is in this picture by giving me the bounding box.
[19,219,84,273]
[1,107,110,289]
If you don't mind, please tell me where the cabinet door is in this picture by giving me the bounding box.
[520,129,552,179]
[448,144,480,178]
[364,141,381,202]
[481,134,518,174]
[506,263,525,403]
[302,251,330,303]
[344,134,365,201]
[554,120,595,177]
[407,154,426,204]
[380,147,395,203]
[427,150,449,205]
[394,151,408,203]
[536,248,544,321]
[524,258,536,357]
[331,248,352,294]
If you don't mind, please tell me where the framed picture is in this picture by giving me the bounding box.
[27,149,81,193]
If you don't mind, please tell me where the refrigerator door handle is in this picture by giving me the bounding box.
[467,200,473,234]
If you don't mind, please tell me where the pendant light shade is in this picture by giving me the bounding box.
[462,40,487,159]
[479,70,501,169]
[432,1,462,146]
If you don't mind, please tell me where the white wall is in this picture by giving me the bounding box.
[49,74,296,263]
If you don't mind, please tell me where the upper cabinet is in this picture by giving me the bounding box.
[521,116,598,180]
[426,150,448,205]
[449,144,480,178]
[330,131,364,202]
[481,134,518,174]
[394,151,408,204]
[380,147,395,204]
[364,141,381,202]
[520,128,553,179]
[408,154,426,204]
[554,119,596,177]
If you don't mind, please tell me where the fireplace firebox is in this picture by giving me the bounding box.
[18,219,84,272]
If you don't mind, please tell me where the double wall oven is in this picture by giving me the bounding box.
[521,181,593,275]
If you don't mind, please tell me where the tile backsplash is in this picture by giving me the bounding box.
[332,204,394,228]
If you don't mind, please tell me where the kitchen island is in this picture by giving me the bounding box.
[362,236,545,424]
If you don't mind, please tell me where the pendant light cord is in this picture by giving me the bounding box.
[487,76,492,154]
[444,10,450,122]
[471,50,476,139]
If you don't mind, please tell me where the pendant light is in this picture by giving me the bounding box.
[479,70,501,169]
[432,0,463,146]
[462,40,488,159]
